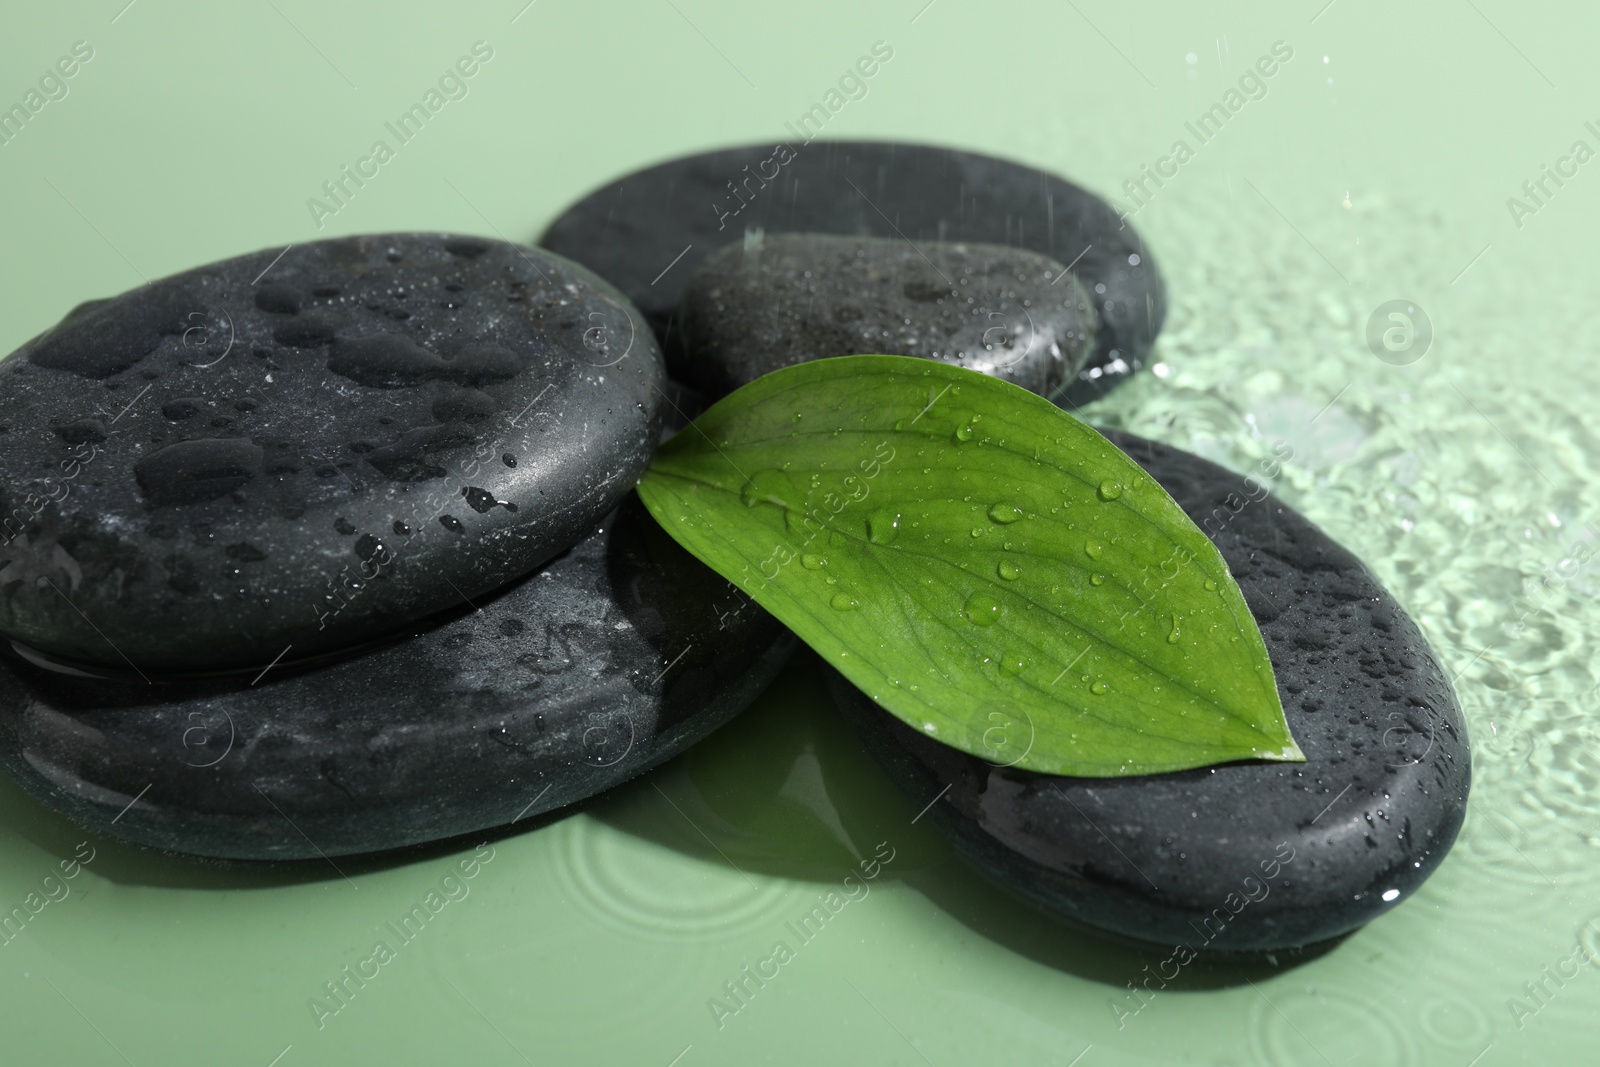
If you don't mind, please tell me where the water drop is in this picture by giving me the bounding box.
[970,527,984,538]
[988,503,1022,524]
[740,469,792,509]
[802,553,827,570]
[1090,573,1105,586]
[830,593,859,611]
[1168,616,1183,644]
[997,559,1022,581]
[1085,540,1104,560]
[954,424,974,442]
[1204,578,1219,592]
[999,652,1025,677]
[1090,681,1110,695]
[867,509,901,545]
[964,593,1002,627]
[1097,479,1123,501]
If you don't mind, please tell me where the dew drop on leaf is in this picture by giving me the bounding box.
[964,593,1003,626]
[740,470,792,509]
[1085,540,1105,560]
[1204,578,1219,591]
[801,553,827,570]
[1168,616,1183,644]
[988,503,1023,524]
[999,652,1026,676]
[997,559,1022,581]
[954,424,974,442]
[867,509,901,545]
[1090,681,1111,695]
[1097,479,1123,501]
[830,592,859,611]
[1090,573,1105,586]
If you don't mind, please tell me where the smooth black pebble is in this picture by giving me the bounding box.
[828,430,1470,952]
[0,234,662,672]
[0,495,794,860]
[677,234,1095,399]
[540,140,1165,404]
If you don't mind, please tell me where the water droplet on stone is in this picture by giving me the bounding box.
[132,438,263,507]
[439,514,464,533]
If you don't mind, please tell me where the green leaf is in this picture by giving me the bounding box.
[637,355,1304,777]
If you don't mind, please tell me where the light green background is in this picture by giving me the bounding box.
[2,1,1598,1064]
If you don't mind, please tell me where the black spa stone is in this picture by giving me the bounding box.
[0,234,664,673]
[539,141,1164,404]
[677,235,1095,399]
[0,495,794,861]
[828,430,1470,953]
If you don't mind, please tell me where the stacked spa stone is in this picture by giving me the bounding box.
[0,233,793,860]
[0,146,1468,955]
[541,143,1468,952]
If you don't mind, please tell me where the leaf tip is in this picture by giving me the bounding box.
[1262,739,1308,764]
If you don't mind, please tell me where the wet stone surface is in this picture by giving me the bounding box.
[539,140,1165,405]
[677,234,1095,399]
[0,496,795,861]
[0,234,663,672]
[829,430,1471,952]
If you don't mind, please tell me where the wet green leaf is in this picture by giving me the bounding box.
[637,355,1303,776]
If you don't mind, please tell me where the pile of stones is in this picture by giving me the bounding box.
[0,142,1468,953]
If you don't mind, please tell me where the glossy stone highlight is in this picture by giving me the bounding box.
[677,235,1095,399]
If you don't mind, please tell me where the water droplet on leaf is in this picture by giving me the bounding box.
[867,509,901,545]
[964,593,1002,626]
[997,559,1022,581]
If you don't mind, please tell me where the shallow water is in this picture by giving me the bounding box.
[1,2,1597,1064]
